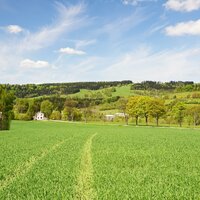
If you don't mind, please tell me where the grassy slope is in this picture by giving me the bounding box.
[66,85,200,105]
[27,84,200,106]
[1,121,200,199]
[67,85,134,98]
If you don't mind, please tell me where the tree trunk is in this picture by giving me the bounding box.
[136,116,138,126]
[194,114,196,127]
[145,116,148,126]
[124,113,128,125]
[156,117,159,126]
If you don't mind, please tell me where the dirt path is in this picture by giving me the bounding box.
[75,133,97,200]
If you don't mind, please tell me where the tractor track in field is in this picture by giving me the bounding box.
[75,133,97,200]
[0,139,66,191]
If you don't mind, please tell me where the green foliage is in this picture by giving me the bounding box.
[0,87,15,130]
[100,102,116,111]
[186,105,200,126]
[117,97,128,124]
[131,81,194,91]
[40,100,53,118]
[50,110,61,120]
[126,96,141,125]
[14,99,40,121]
[14,99,29,113]
[103,88,113,97]
[117,98,128,112]
[172,102,186,127]
[137,96,151,125]
[148,98,166,126]
[2,81,132,98]
[191,93,200,99]
[63,99,79,121]
[126,96,166,126]
[14,113,30,121]
[5,80,200,127]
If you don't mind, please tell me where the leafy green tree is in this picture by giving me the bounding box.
[0,87,15,130]
[61,108,69,121]
[104,89,112,97]
[149,98,166,126]
[172,102,186,127]
[50,110,61,120]
[72,108,82,121]
[117,98,129,125]
[40,100,53,119]
[27,100,40,120]
[82,99,92,123]
[186,105,200,126]
[14,99,29,113]
[63,99,78,121]
[126,96,141,125]
[138,96,151,125]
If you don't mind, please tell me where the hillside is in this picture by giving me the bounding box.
[3,80,200,128]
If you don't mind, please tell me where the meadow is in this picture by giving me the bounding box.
[1,121,200,199]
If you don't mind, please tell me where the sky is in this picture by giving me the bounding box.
[0,0,200,84]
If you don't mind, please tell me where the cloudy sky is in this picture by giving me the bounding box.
[0,0,200,84]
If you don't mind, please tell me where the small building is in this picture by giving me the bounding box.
[33,112,47,120]
[105,114,115,121]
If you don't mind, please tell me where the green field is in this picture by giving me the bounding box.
[67,85,134,98]
[1,121,200,199]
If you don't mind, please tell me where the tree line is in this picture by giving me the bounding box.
[13,97,100,123]
[131,81,199,92]
[2,81,132,98]
[2,80,200,99]
[125,96,200,127]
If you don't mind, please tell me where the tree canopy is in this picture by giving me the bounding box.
[0,87,15,130]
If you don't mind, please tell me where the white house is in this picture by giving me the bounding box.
[105,114,115,121]
[33,111,47,120]
[105,113,129,121]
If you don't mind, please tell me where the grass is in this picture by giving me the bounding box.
[67,84,134,98]
[1,121,200,199]
[112,85,134,97]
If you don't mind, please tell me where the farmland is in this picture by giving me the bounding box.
[1,121,200,199]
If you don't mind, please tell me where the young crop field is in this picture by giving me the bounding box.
[1,121,200,199]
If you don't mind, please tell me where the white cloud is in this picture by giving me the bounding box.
[0,3,88,83]
[122,0,156,6]
[101,47,200,81]
[6,25,23,34]
[19,3,86,51]
[20,59,50,69]
[74,39,96,49]
[98,11,147,38]
[165,19,200,36]
[59,47,86,55]
[164,0,200,12]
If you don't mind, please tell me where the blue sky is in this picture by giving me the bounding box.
[0,0,200,84]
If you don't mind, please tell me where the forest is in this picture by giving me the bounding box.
[2,81,132,98]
